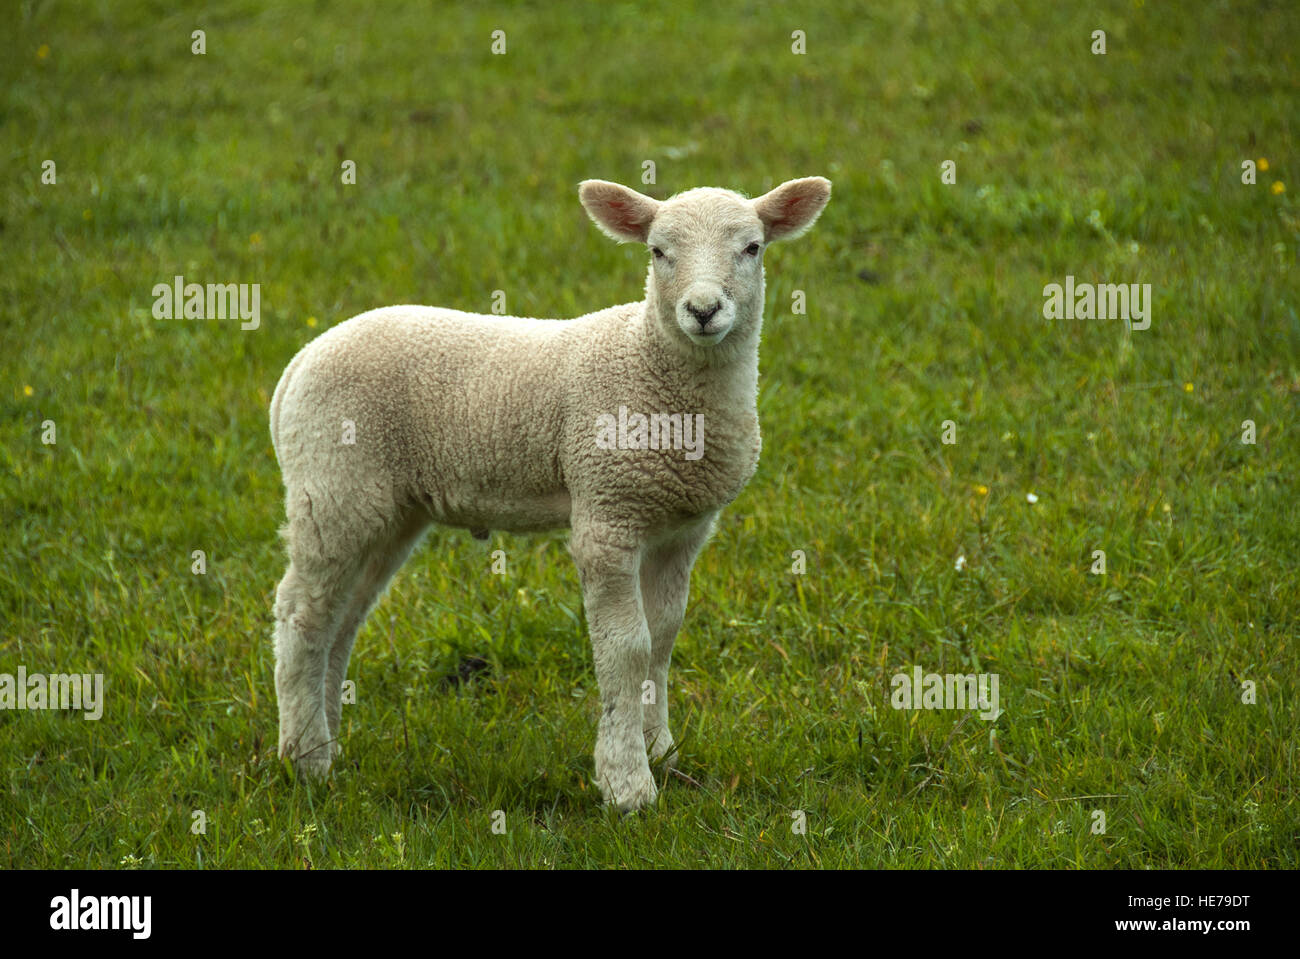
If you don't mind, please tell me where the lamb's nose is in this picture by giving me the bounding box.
[686,300,721,325]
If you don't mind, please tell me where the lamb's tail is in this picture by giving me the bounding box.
[269,345,309,464]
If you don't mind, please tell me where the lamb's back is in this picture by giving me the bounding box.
[274,305,595,531]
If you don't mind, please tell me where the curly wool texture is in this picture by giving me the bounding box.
[270,177,830,812]
[270,301,761,550]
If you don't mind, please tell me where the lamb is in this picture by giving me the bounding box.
[269,175,832,812]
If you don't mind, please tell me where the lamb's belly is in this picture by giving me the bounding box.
[431,486,573,534]
[410,391,570,533]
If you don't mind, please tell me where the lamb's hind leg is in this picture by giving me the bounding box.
[323,515,429,741]
[639,515,715,768]
[274,482,389,778]
[273,553,365,778]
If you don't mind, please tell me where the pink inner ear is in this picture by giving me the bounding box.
[605,199,640,231]
[775,194,808,226]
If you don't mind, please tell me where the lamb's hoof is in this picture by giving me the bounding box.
[283,740,337,781]
[296,756,333,781]
[645,731,678,769]
[599,765,659,814]
[470,528,490,541]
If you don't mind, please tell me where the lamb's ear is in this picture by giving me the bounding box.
[753,176,832,242]
[579,180,660,243]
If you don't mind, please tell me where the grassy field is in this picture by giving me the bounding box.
[1,0,1297,869]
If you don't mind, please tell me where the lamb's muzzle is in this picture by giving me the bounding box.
[270,175,831,812]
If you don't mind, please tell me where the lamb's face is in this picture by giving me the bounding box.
[645,190,766,347]
[579,177,832,355]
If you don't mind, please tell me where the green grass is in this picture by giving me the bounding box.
[1,0,1296,868]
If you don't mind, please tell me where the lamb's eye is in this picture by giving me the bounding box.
[744,242,761,256]
[652,247,665,259]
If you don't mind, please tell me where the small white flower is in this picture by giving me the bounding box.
[1026,492,1039,504]
[954,555,967,571]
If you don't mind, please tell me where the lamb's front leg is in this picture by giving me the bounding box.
[639,516,715,768]
[570,525,656,813]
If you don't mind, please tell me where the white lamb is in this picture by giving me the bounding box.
[269,176,831,811]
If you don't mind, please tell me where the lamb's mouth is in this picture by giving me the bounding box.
[675,297,733,343]
[686,325,729,344]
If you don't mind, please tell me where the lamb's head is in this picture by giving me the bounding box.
[580,177,831,357]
